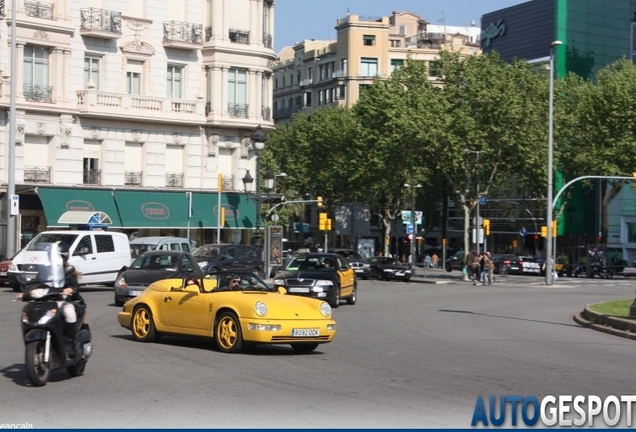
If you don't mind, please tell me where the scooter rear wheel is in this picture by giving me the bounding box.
[25,340,50,386]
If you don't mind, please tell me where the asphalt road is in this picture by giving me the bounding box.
[1,276,635,428]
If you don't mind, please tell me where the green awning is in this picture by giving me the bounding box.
[113,190,190,228]
[37,187,123,227]
[191,192,256,229]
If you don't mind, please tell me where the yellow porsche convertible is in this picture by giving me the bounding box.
[117,271,336,353]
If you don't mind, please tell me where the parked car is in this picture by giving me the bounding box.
[445,250,466,272]
[129,236,192,259]
[517,256,541,275]
[192,244,264,277]
[113,250,203,306]
[117,271,336,354]
[491,254,522,275]
[367,256,412,282]
[0,257,11,285]
[272,253,356,308]
[349,258,371,280]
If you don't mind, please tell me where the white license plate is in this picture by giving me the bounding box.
[289,287,310,293]
[0,272,6,277]
[396,271,405,276]
[355,269,364,273]
[292,328,319,337]
[129,290,142,296]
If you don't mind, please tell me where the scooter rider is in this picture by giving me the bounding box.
[58,242,85,356]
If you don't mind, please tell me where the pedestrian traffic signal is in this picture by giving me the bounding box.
[317,196,323,207]
[318,213,327,230]
[483,219,490,236]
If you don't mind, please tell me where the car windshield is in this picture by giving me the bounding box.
[130,244,157,258]
[27,233,79,251]
[285,256,335,271]
[131,254,179,270]
[193,246,221,257]
[212,273,273,291]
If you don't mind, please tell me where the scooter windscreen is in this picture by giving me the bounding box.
[20,241,66,288]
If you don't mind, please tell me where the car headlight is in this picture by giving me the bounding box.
[405,269,412,274]
[315,279,334,286]
[9,262,16,271]
[29,287,50,299]
[273,278,285,286]
[254,301,267,317]
[197,261,208,268]
[383,268,395,273]
[319,302,332,317]
[115,276,127,288]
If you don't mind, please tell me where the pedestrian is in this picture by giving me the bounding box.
[465,250,476,282]
[484,252,494,285]
[424,254,432,268]
[479,253,486,285]
[471,251,481,284]
[431,253,439,269]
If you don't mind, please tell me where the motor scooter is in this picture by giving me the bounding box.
[18,242,92,386]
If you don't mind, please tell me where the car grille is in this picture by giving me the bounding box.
[18,263,42,272]
[286,278,316,286]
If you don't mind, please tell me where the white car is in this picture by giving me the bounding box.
[518,256,541,275]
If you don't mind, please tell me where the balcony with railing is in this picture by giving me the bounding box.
[228,103,248,118]
[24,84,53,102]
[0,0,5,17]
[125,171,142,186]
[24,166,51,183]
[80,8,122,39]
[263,32,272,48]
[229,29,249,44]
[83,169,101,185]
[76,90,205,124]
[165,173,183,188]
[163,21,203,49]
[25,0,54,19]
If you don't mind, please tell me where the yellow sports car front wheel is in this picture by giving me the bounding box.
[215,311,243,353]
[132,306,157,342]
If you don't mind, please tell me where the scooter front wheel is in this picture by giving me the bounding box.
[67,359,86,377]
[25,340,50,386]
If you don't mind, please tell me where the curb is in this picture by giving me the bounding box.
[573,304,636,341]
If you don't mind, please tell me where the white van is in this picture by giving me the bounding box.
[129,236,192,259]
[8,230,131,290]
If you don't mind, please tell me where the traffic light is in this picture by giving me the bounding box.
[552,220,557,237]
[534,234,539,241]
[541,226,547,237]
[385,235,390,245]
[483,219,490,235]
[220,207,225,226]
[317,196,323,207]
[326,218,332,231]
[318,213,327,230]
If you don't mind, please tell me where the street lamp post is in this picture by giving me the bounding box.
[250,125,267,249]
[546,40,562,286]
[465,150,484,255]
[404,183,422,275]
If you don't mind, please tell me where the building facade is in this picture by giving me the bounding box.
[0,0,276,257]
[272,10,481,123]
[481,0,636,262]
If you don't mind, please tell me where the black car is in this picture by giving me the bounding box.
[367,256,412,282]
[445,250,466,272]
[349,259,371,280]
[192,244,264,277]
[272,253,356,308]
[113,250,203,306]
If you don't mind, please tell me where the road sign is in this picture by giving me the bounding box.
[270,214,279,222]
[479,196,488,205]
[472,216,483,225]
[520,227,527,236]
[401,211,423,225]
[408,234,413,240]
[406,224,414,234]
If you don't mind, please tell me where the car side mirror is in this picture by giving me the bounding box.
[277,287,287,295]
[184,285,200,295]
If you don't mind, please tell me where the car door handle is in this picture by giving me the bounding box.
[164,296,172,302]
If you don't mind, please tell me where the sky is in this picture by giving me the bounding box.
[273,0,528,52]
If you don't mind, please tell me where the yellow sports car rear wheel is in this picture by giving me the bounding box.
[215,311,243,353]
[132,305,157,342]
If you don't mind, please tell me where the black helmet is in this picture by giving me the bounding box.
[58,242,70,262]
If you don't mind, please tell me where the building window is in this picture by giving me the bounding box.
[307,67,312,81]
[297,70,301,83]
[282,76,286,87]
[319,65,325,80]
[363,35,376,46]
[304,91,312,107]
[167,65,183,98]
[429,60,441,77]
[126,60,143,95]
[390,39,401,48]
[318,90,323,105]
[83,157,100,185]
[390,59,404,73]
[360,58,378,77]
[340,58,347,75]
[23,45,51,102]
[228,68,247,117]
[84,56,100,89]
[399,25,407,36]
